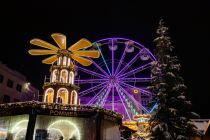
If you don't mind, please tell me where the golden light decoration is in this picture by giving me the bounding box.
[123,121,138,131]
[28,33,100,66]
[133,89,139,94]
[133,114,151,119]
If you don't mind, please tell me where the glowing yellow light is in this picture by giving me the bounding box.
[29,33,100,66]
[48,128,65,139]
[23,82,31,92]
[133,89,139,94]
[11,120,28,133]
[47,120,80,140]
[133,114,151,119]
[13,128,27,140]
[57,88,69,104]
[70,130,77,139]
[69,71,74,84]
[10,117,29,139]
[60,69,68,83]
[44,88,54,103]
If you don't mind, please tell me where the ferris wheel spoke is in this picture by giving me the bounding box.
[116,83,140,111]
[111,39,115,75]
[95,43,111,75]
[77,66,107,79]
[116,51,141,76]
[120,77,152,82]
[120,82,152,96]
[87,86,108,105]
[114,43,127,75]
[94,85,111,107]
[112,86,115,111]
[75,79,108,84]
[90,59,110,76]
[118,62,152,78]
[115,84,132,120]
[79,82,108,96]
[117,84,149,113]
[100,86,111,107]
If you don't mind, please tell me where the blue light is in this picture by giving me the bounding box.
[149,101,159,113]
[95,44,111,75]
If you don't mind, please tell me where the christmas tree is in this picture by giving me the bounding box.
[148,20,202,140]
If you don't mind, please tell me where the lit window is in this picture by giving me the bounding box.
[58,57,62,65]
[57,88,68,104]
[51,69,58,82]
[69,71,74,84]
[71,90,78,105]
[60,70,68,83]
[44,88,54,103]
[63,56,67,66]
[67,58,71,66]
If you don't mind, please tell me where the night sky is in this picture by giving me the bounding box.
[0,1,209,118]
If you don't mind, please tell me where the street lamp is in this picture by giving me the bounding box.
[23,82,30,92]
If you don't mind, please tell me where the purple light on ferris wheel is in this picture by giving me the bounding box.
[77,37,157,120]
[117,62,152,78]
[114,41,128,75]
[90,58,110,77]
[87,85,108,105]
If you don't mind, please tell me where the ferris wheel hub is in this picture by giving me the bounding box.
[109,76,118,84]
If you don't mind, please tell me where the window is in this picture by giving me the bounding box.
[51,69,58,82]
[44,88,54,103]
[57,88,68,104]
[58,57,62,65]
[60,70,68,83]
[0,74,4,83]
[7,79,13,88]
[16,84,22,92]
[63,56,67,66]
[3,95,10,103]
[69,71,74,84]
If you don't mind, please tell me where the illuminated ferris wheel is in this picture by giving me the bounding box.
[75,37,156,120]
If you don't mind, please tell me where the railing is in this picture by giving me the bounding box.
[44,76,51,83]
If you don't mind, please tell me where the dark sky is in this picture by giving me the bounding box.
[0,1,209,118]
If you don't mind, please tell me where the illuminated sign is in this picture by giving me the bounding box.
[49,110,78,117]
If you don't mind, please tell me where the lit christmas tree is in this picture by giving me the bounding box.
[148,20,202,140]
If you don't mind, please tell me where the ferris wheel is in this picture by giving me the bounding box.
[75,37,156,120]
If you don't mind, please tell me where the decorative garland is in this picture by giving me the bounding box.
[0,101,122,119]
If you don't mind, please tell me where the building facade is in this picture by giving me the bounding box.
[0,62,39,103]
